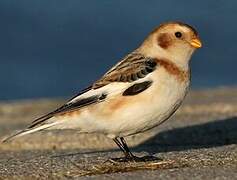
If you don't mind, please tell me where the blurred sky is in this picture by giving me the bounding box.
[0,0,236,100]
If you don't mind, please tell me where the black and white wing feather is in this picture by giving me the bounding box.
[2,52,158,142]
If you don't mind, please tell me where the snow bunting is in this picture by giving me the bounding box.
[3,22,202,161]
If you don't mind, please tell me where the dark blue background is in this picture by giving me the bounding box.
[0,1,236,100]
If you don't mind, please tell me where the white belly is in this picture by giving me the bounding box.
[58,68,190,138]
[106,68,190,137]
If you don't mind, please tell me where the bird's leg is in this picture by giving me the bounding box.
[108,137,129,162]
[113,137,126,154]
[112,137,135,162]
[114,137,134,159]
[120,137,161,162]
[111,137,160,162]
[120,137,135,160]
[113,137,141,161]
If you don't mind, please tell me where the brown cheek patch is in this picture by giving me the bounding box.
[156,59,190,82]
[157,33,172,49]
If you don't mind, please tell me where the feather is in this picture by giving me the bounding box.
[2,122,59,143]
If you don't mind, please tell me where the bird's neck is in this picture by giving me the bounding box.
[166,50,192,71]
[137,46,192,71]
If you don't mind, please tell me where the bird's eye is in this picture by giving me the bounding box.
[175,32,182,38]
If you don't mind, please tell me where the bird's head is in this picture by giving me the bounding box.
[140,22,202,69]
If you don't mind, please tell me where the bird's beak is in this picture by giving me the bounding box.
[190,38,202,48]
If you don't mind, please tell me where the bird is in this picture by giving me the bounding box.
[3,22,202,162]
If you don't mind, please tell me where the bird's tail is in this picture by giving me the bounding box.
[2,121,59,143]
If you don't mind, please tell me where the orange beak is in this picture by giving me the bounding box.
[190,38,202,48]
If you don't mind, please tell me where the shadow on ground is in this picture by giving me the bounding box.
[135,116,237,154]
[56,116,237,158]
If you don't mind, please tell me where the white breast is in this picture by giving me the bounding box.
[57,67,190,138]
[109,67,190,137]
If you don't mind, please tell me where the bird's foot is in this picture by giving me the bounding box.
[107,155,161,163]
[136,155,161,162]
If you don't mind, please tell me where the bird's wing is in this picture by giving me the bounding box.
[31,52,157,125]
[92,52,157,89]
[38,52,157,113]
[2,52,158,142]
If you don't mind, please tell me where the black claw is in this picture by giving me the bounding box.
[108,155,161,163]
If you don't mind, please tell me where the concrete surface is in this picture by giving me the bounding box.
[0,87,237,179]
